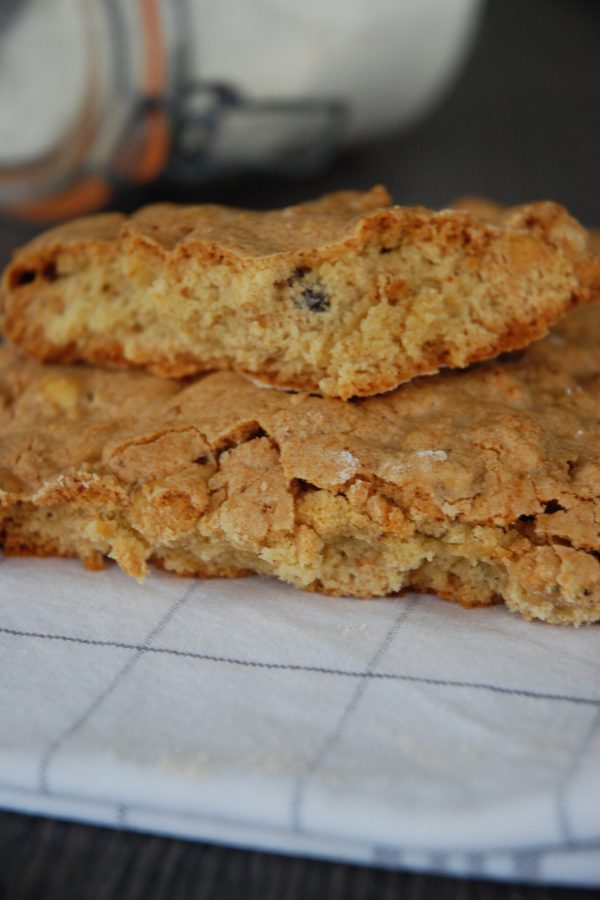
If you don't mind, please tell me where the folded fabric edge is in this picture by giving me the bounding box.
[0,786,598,888]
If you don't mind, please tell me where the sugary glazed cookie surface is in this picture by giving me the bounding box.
[1,302,600,625]
[2,186,599,399]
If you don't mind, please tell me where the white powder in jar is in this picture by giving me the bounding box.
[0,0,87,162]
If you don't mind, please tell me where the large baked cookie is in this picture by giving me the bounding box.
[1,301,599,625]
[2,186,598,399]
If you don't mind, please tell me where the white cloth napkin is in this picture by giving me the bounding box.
[0,556,598,886]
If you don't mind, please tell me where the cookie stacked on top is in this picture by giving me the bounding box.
[1,187,599,625]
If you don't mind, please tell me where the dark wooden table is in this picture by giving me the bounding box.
[1,0,599,897]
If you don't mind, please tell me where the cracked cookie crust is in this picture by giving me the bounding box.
[2,186,599,399]
[1,301,600,625]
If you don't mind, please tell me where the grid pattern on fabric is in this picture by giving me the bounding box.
[0,557,599,886]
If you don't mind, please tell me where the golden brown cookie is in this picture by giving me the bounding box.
[454,196,600,253]
[1,301,600,625]
[451,196,506,223]
[2,187,599,399]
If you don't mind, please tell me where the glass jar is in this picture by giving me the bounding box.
[0,0,481,221]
